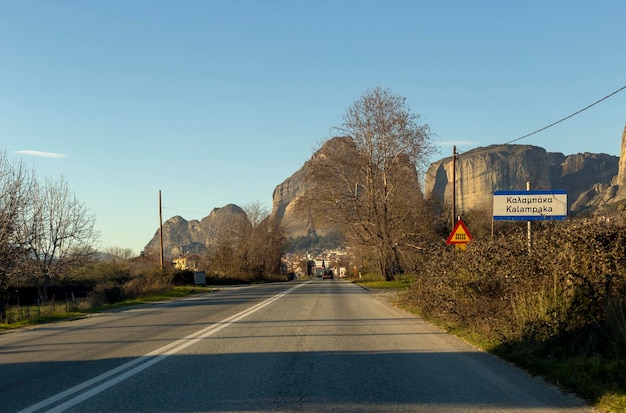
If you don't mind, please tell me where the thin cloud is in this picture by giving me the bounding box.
[16,150,68,159]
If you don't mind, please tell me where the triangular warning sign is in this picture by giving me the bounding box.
[446,219,473,245]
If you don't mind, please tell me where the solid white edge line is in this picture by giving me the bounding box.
[17,282,309,413]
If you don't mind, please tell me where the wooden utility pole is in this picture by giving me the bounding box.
[159,190,164,271]
[526,181,531,255]
[452,145,457,230]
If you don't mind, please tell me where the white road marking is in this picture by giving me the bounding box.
[18,282,309,413]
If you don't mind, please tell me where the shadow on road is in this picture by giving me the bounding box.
[4,350,589,412]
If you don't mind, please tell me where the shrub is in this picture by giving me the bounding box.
[399,218,626,405]
[91,281,122,306]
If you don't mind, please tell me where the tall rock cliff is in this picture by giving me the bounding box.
[269,137,359,238]
[270,166,310,237]
[613,124,626,199]
[424,144,618,213]
[551,124,626,212]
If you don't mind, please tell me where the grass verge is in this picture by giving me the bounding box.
[397,301,626,413]
[92,285,217,310]
[598,393,626,413]
[351,274,414,290]
[0,285,217,331]
[490,346,626,413]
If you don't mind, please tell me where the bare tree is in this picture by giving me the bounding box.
[251,213,286,276]
[0,151,34,320]
[18,176,99,301]
[210,202,286,279]
[242,202,286,278]
[243,201,269,228]
[104,246,136,262]
[303,86,437,280]
[210,210,252,277]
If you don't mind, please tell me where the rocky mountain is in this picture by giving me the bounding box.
[143,125,626,258]
[572,124,626,210]
[270,136,359,238]
[143,204,249,260]
[425,144,620,213]
[269,160,309,238]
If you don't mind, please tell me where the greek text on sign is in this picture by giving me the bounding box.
[493,190,567,221]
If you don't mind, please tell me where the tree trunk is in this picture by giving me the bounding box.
[0,300,7,323]
[37,275,50,303]
[378,245,399,281]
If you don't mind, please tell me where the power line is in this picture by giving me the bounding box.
[438,85,626,196]
[503,85,626,145]
[454,84,625,160]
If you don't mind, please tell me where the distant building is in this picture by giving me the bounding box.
[173,254,202,271]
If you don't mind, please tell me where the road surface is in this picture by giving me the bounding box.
[0,279,593,412]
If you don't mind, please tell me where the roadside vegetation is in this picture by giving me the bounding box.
[396,216,626,413]
[352,273,415,290]
[0,262,290,331]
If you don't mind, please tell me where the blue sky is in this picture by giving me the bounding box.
[1,0,625,254]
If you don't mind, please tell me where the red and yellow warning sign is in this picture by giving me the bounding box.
[446,219,472,250]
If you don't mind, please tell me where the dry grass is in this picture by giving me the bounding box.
[399,219,626,410]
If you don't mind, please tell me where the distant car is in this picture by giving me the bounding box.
[322,270,333,280]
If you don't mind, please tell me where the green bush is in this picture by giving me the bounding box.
[399,219,626,407]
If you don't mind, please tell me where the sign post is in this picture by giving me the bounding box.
[446,219,473,250]
[492,189,567,221]
[493,187,567,254]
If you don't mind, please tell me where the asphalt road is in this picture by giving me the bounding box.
[0,279,593,413]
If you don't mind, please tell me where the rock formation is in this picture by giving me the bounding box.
[270,165,309,237]
[609,124,626,201]
[543,124,626,212]
[269,137,358,238]
[142,126,626,257]
[143,204,249,260]
[424,144,619,214]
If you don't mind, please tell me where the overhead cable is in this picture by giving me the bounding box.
[503,84,626,145]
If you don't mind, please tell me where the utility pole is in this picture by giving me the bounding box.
[526,181,531,255]
[452,145,457,230]
[159,190,164,271]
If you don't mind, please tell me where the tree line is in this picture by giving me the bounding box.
[0,151,98,316]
